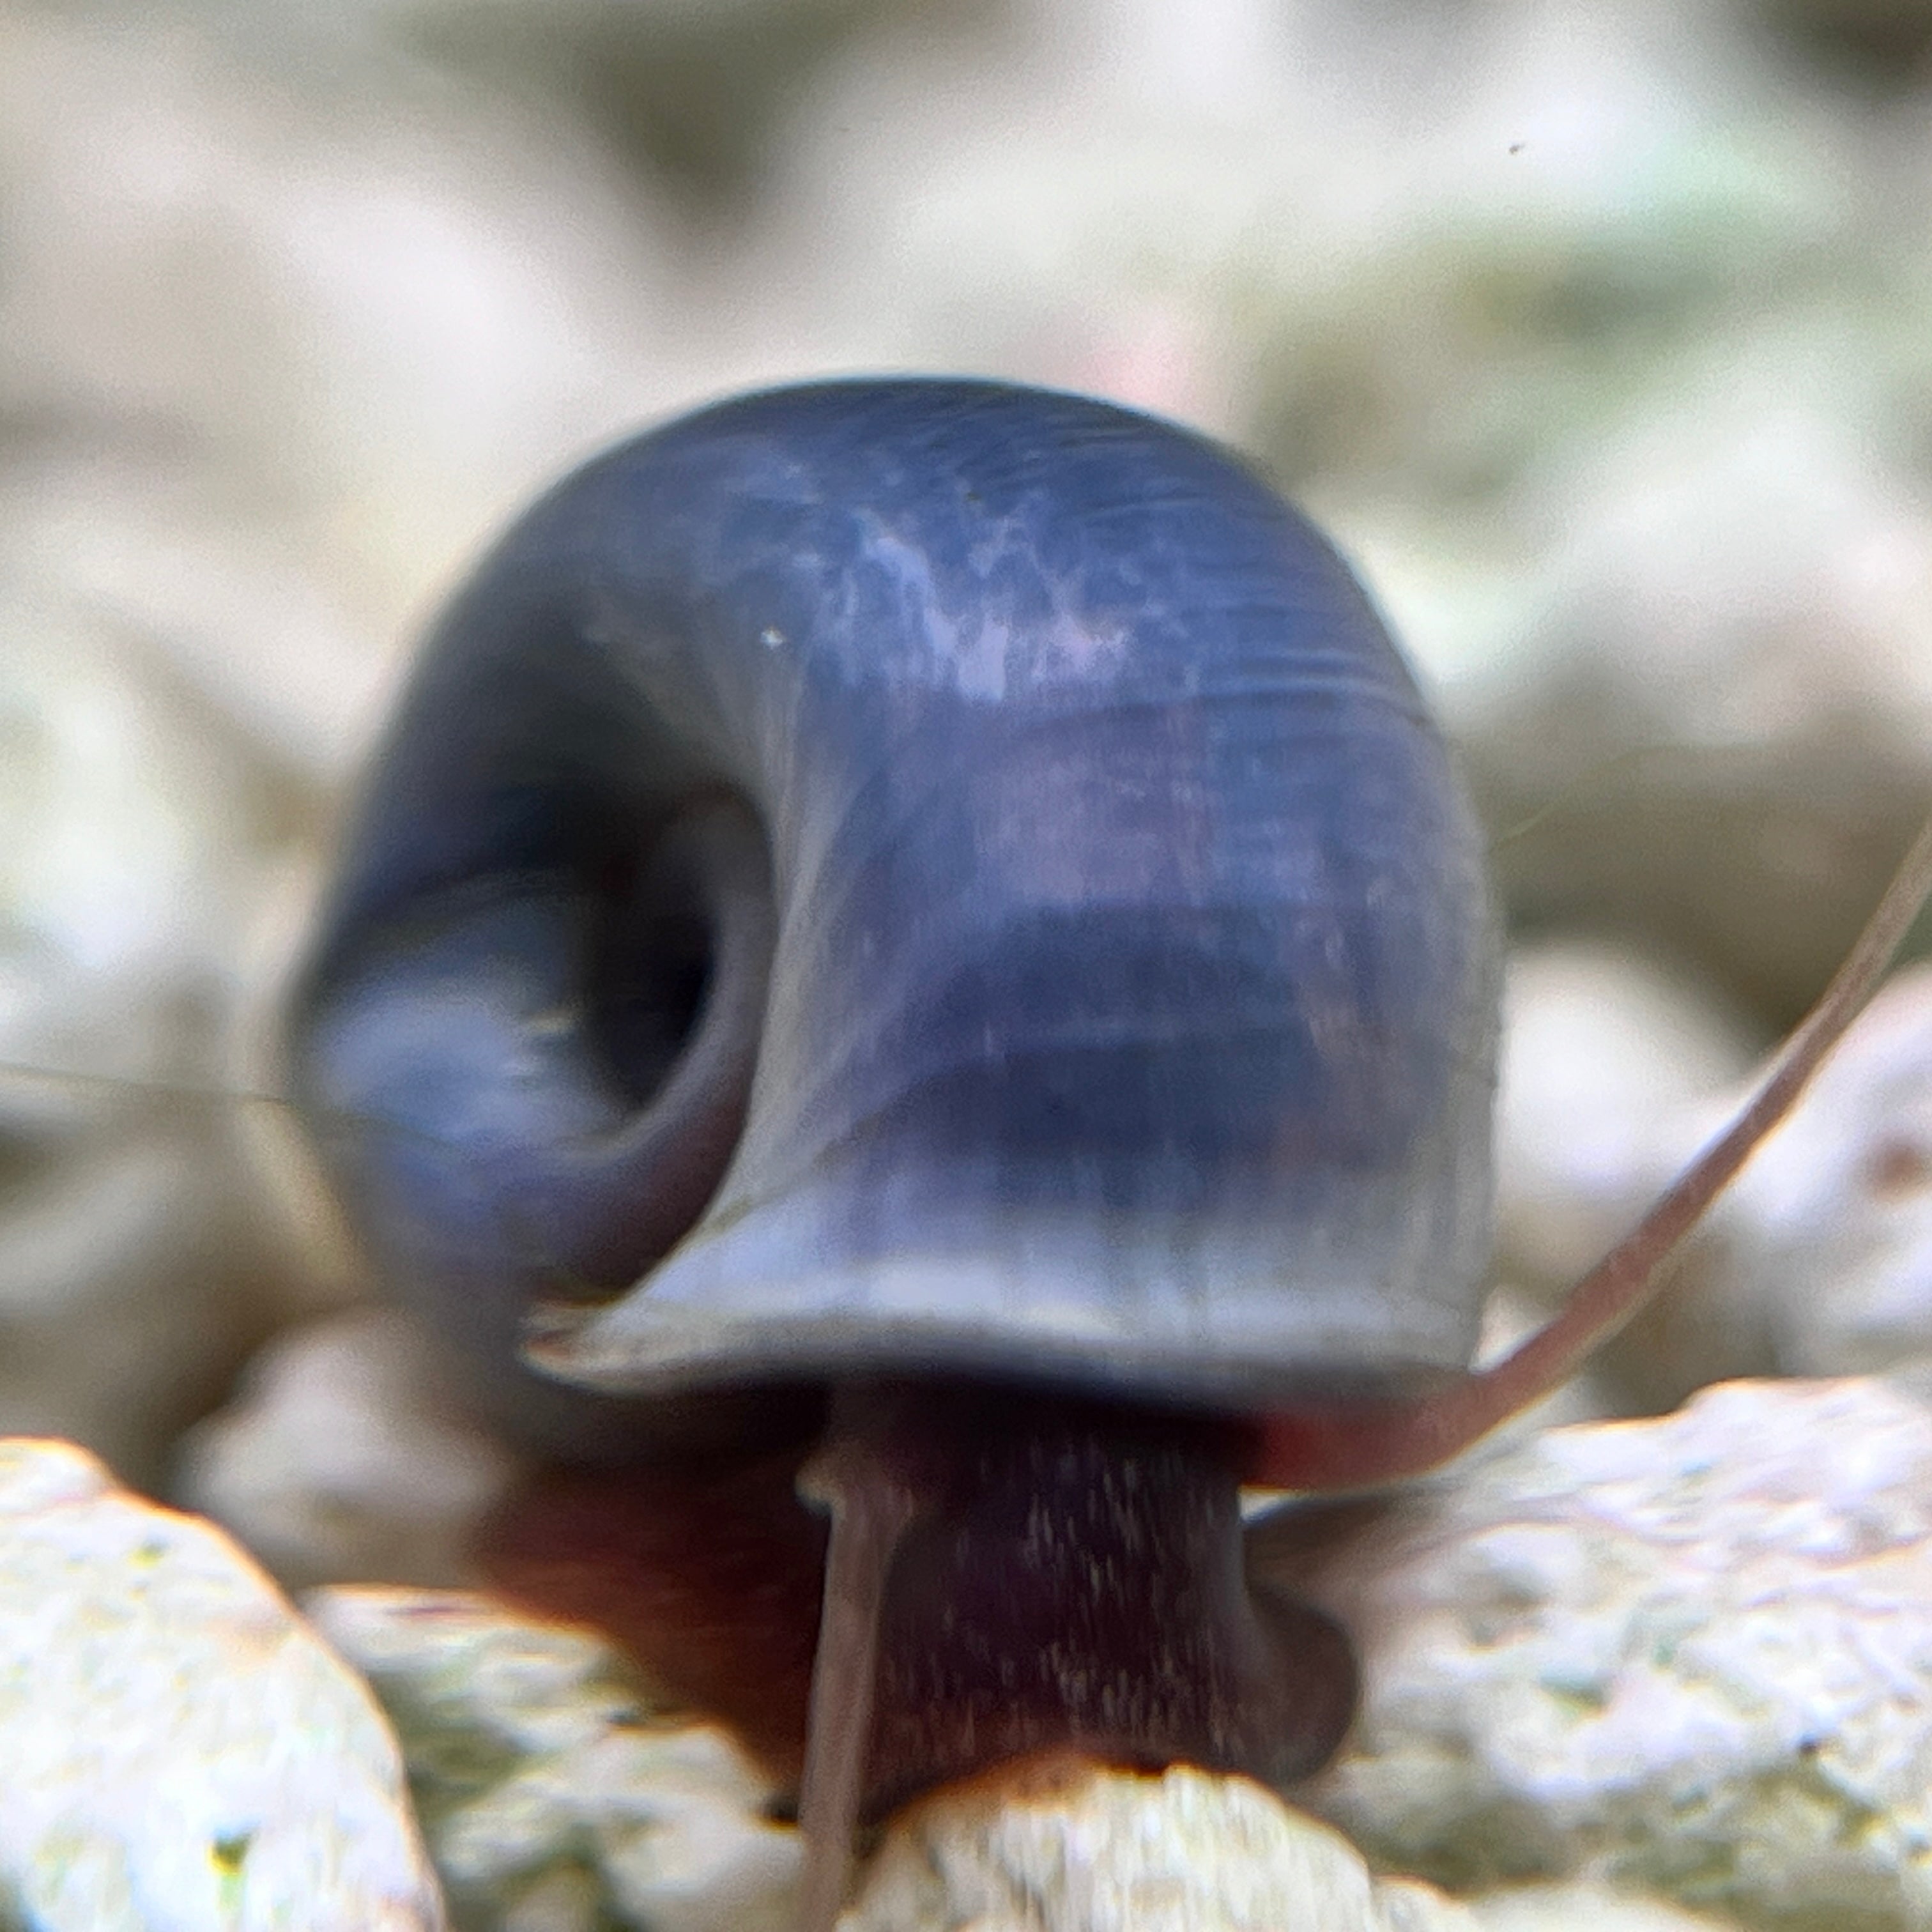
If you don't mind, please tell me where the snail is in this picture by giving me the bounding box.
[282,376,1932,1931]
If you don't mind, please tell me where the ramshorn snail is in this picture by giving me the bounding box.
[284,378,1932,1930]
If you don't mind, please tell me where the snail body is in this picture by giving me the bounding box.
[286,378,1932,1929]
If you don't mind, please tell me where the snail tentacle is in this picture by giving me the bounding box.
[793,1397,923,1932]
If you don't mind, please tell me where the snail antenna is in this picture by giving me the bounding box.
[1255,810,1932,1492]
[0,1062,293,1112]
[793,1392,921,1932]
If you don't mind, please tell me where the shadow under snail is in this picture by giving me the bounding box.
[281,376,1932,1930]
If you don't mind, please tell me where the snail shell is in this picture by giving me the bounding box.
[291,377,1500,1446]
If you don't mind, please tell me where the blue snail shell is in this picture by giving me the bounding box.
[290,378,1499,1456]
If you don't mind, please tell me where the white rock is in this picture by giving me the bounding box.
[1290,1376,1932,1932]
[0,1437,444,1931]
[848,1763,1482,1932]
[0,1068,332,1491]
[1463,391,1932,1018]
[1496,939,1759,1287]
[1489,939,1770,1413]
[1492,958,1932,1400]
[1464,1884,1743,1929]
[175,1307,523,1589]
[309,1586,801,1932]
[0,608,354,1487]
[1717,962,1932,1377]
[0,9,689,767]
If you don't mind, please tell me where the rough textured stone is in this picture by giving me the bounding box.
[1456,394,1932,1020]
[1489,937,1770,1415]
[308,1586,800,1932]
[1496,939,1759,1293]
[305,1586,1771,1930]
[0,613,353,1489]
[1284,1377,1932,1932]
[0,1437,445,1931]
[847,1763,1482,1931]
[1713,963,1932,1379]
[175,1308,523,1590]
[1490,960,1932,1408]
[1465,1887,1745,1929]
[846,1773,1748,1928]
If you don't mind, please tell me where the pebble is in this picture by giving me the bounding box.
[175,1307,523,1590]
[0,1438,445,1931]
[1280,1376,1932,1932]
[309,1586,801,1932]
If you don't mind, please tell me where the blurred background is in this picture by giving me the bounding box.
[4,0,1932,1565]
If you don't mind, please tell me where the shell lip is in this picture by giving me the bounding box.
[523,1298,1465,1419]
